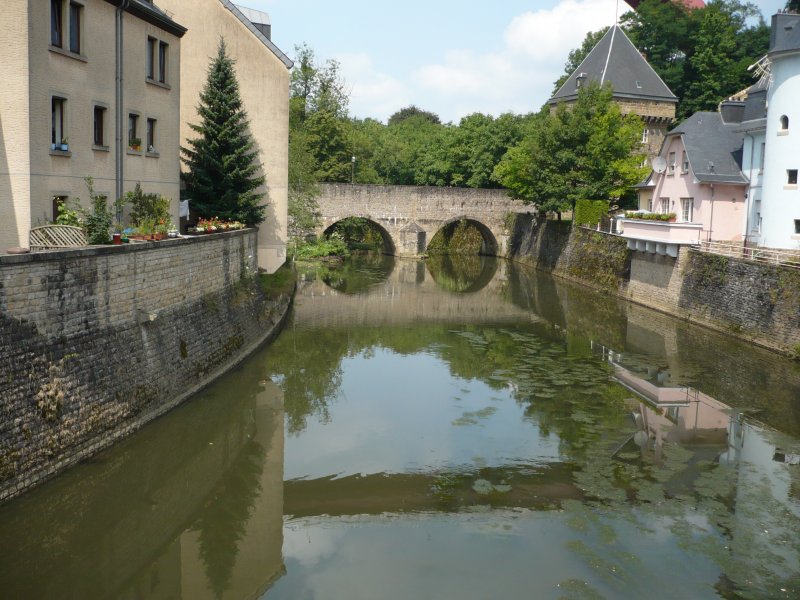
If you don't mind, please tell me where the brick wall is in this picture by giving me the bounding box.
[0,230,292,502]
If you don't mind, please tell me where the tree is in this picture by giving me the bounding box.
[182,40,265,225]
[387,105,441,126]
[494,83,647,214]
[681,1,766,116]
[287,129,320,240]
[788,1,800,11]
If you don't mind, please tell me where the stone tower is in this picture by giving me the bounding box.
[547,25,678,161]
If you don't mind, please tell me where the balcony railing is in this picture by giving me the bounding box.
[695,241,800,269]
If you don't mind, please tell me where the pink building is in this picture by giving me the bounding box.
[623,109,749,254]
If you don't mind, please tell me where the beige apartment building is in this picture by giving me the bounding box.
[0,0,187,251]
[157,0,292,273]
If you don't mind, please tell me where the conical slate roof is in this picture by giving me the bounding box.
[548,25,677,105]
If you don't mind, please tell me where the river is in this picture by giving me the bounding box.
[1,255,799,599]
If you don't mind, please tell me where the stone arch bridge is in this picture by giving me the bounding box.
[316,184,530,257]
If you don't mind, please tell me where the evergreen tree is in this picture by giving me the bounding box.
[182,39,265,225]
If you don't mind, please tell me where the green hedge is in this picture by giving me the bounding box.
[574,200,609,227]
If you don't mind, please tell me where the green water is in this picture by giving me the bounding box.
[1,255,799,599]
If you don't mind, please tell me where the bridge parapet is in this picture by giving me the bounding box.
[316,184,531,257]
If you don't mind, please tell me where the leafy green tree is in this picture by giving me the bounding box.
[619,0,768,118]
[182,40,265,225]
[681,1,765,116]
[388,105,441,126]
[788,1,800,11]
[287,129,321,240]
[494,84,647,214]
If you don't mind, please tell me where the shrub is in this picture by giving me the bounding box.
[574,200,610,226]
[83,177,113,244]
[126,183,172,228]
[624,211,676,222]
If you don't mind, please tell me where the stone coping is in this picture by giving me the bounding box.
[618,219,703,229]
[1,228,255,265]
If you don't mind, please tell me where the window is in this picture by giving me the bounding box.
[146,118,156,152]
[681,151,689,173]
[659,197,670,215]
[641,128,649,144]
[668,151,676,174]
[795,220,800,235]
[760,142,766,172]
[158,41,168,83]
[788,169,798,186]
[69,2,81,54]
[146,37,156,80]
[780,115,789,131]
[51,0,63,47]
[52,97,66,147]
[128,113,140,149]
[681,198,694,223]
[93,105,106,146]
[647,198,654,212]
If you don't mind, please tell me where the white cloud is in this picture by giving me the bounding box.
[336,53,414,122]
[410,0,619,122]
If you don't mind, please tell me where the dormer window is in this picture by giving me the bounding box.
[576,73,587,89]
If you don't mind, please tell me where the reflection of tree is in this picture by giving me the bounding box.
[194,438,265,600]
[425,255,497,293]
[317,252,395,295]
[266,327,348,434]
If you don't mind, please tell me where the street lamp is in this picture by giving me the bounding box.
[351,155,356,184]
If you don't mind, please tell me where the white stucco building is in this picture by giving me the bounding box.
[751,11,800,249]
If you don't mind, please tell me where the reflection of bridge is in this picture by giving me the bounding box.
[295,260,543,328]
[316,183,529,257]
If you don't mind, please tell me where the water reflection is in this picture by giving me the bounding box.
[0,369,285,599]
[270,258,800,599]
[313,252,395,295]
[425,254,498,293]
[2,257,799,599]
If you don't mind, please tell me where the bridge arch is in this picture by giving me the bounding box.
[322,217,396,255]
[427,216,499,256]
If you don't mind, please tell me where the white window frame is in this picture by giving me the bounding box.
[680,198,694,223]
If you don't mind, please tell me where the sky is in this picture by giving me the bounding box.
[243,0,787,124]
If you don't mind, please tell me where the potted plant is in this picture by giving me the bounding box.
[129,138,142,152]
[59,137,69,151]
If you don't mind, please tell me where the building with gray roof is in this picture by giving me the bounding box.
[548,25,677,160]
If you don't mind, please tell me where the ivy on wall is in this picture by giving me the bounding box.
[574,200,609,227]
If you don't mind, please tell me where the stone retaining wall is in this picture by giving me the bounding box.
[508,217,800,356]
[0,230,292,502]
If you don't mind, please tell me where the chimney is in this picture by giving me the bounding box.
[719,100,746,125]
[235,4,272,40]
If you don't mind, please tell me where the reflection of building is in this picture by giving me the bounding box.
[613,363,730,459]
[0,380,285,598]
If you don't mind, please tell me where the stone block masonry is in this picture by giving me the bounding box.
[0,230,292,502]
[507,216,800,356]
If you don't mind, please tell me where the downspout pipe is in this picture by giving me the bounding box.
[743,132,755,248]
[708,183,715,242]
[115,1,131,209]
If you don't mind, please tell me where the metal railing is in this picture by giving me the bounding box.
[695,240,800,269]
